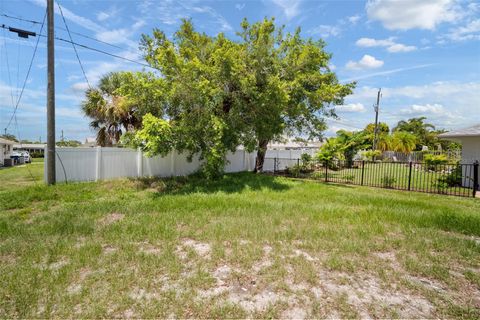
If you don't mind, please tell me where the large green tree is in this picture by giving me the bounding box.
[137,18,354,176]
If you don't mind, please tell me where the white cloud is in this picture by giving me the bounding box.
[399,103,445,115]
[341,64,433,82]
[366,0,460,30]
[336,103,366,113]
[345,55,384,70]
[30,0,104,33]
[235,3,246,10]
[387,43,417,53]
[356,37,417,53]
[348,15,361,24]
[270,0,301,20]
[96,12,110,22]
[310,25,341,38]
[442,19,480,41]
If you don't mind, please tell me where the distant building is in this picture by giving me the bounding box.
[439,124,480,192]
[1,138,15,166]
[439,124,480,163]
[83,137,97,148]
[13,143,46,155]
[268,138,323,151]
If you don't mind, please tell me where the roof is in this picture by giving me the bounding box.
[0,138,16,145]
[438,124,480,138]
[14,143,46,149]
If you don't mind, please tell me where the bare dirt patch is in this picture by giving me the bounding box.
[99,212,124,226]
[177,238,211,259]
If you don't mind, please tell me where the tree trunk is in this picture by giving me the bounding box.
[254,139,269,173]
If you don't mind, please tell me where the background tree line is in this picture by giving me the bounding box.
[317,116,460,165]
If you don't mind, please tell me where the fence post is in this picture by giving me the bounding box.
[361,160,365,186]
[297,158,300,167]
[95,146,102,181]
[137,148,143,177]
[170,152,175,177]
[325,160,328,182]
[273,157,277,174]
[473,161,479,198]
[408,161,413,191]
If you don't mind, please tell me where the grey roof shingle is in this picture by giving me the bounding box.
[438,124,480,138]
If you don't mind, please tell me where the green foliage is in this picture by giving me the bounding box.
[362,150,381,161]
[56,140,81,147]
[316,138,344,162]
[30,152,44,158]
[424,154,448,171]
[0,134,18,142]
[391,131,417,153]
[393,117,440,151]
[381,175,396,188]
[138,18,354,176]
[342,174,355,183]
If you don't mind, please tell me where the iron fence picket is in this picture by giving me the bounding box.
[263,157,476,198]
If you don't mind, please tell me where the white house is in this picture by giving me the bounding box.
[438,124,480,163]
[439,124,479,192]
[1,138,15,166]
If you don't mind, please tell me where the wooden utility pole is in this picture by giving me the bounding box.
[46,0,56,185]
[372,88,381,151]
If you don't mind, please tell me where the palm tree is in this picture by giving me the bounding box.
[376,134,392,152]
[82,72,141,146]
[393,117,435,150]
[391,131,416,153]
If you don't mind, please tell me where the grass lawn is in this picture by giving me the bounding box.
[1,160,480,318]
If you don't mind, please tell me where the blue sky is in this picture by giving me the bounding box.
[1,0,479,142]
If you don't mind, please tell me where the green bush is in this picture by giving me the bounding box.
[424,154,448,171]
[363,150,381,161]
[30,152,44,158]
[435,164,462,188]
[381,175,396,188]
[342,174,355,183]
[286,164,302,177]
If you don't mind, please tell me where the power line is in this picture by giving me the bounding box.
[56,0,91,89]
[1,12,124,49]
[4,11,46,131]
[1,23,154,69]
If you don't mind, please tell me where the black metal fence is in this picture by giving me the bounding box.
[263,158,479,198]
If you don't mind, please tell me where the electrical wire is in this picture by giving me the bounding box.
[0,23,156,70]
[4,10,46,131]
[1,12,124,49]
[56,0,91,89]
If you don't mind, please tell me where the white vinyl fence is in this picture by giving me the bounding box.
[46,147,257,183]
[46,147,318,183]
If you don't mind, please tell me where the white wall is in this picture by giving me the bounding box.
[46,147,259,183]
[461,137,480,163]
[459,137,480,189]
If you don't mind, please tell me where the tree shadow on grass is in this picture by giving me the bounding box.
[131,172,291,196]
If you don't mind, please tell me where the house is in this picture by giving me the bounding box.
[1,138,15,166]
[438,124,480,163]
[439,124,479,192]
[13,143,46,155]
[83,137,97,148]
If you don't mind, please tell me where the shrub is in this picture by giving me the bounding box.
[286,164,302,177]
[363,150,381,161]
[30,152,44,158]
[435,164,462,188]
[342,174,355,183]
[424,154,448,171]
[381,175,396,188]
[300,153,314,173]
